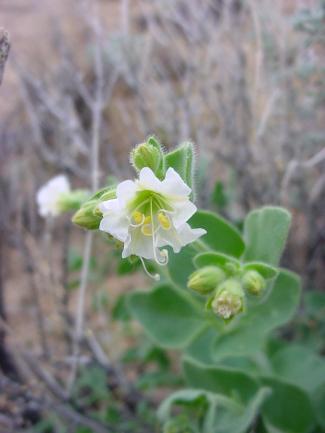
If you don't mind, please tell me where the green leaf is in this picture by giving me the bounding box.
[164,141,195,189]
[127,284,206,348]
[158,389,213,421]
[185,327,218,365]
[313,383,325,429]
[270,344,325,429]
[261,377,315,433]
[159,387,271,433]
[243,207,291,265]
[210,270,301,360]
[212,387,271,433]
[167,244,197,289]
[270,344,325,393]
[183,358,259,403]
[191,211,245,257]
[193,252,240,269]
[167,211,245,288]
[242,262,278,279]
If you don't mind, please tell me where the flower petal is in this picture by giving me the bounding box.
[177,223,206,246]
[122,229,156,260]
[157,223,206,253]
[161,168,191,197]
[170,199,197,229]
[116,180,137,205]
[36,174,70,217]
[48,175,70,193]
[99,204,129,242]
[98,198,121,214]
[138,167,162,192]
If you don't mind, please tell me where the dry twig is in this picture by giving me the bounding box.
[0,29,10,86]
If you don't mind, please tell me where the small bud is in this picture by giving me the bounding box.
[188,266,226,294]
[72,200,102,230]
[130,142,163,175]
[224,262,239,276]
[57,190,89,213]
[242,270,266,296]
[72,187,116,230]
[211,279,245,320]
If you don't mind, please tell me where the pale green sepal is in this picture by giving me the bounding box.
[72,186,116,230]
[57,189,90,212]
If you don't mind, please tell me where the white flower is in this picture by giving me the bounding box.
[36,174,70,218]
[98,167,206,274]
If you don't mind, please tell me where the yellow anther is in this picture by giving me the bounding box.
[141,224,153,236]
[158,212,171,230]
[132,211,144,225]
[143,215,151,224]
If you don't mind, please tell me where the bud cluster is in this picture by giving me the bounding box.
[187,259,269,322]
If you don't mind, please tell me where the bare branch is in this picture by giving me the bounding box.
[0,28,10,86]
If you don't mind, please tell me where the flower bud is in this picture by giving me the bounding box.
[242,270,266,296]
[188,266,226,294]
[211,279,245,320]
[57,190,89,213]
[130,142,163,175]
[224,262,239,276]
[72,200,102,230]
[72,187,116,230]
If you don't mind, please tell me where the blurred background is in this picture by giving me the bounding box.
[0,0,324,431]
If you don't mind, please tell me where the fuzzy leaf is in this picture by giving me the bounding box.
[127,284,206,348]
[164,142,195,190]
[261,377,315,433]
[243,207,291,265]
[242,262,278,280]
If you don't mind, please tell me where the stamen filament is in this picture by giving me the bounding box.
[140,257,160,281]
[150,199,169,266]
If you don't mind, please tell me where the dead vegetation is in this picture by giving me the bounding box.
[0,0,324,431]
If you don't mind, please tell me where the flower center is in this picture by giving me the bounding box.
[131,210,171,235]
[129,196,171,269]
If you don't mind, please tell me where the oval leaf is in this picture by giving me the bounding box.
[243,207,291,266]
[242,262,278,280]
[127,284,205,348]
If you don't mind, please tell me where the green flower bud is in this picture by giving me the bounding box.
[57,190,89,213]
[130,142,163,175]
[211,279,245,320]
[72,199,102,229]
[242,270,266,296]
[188,266,226,294]
[224,262,239,276]
[72,187,116,230]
